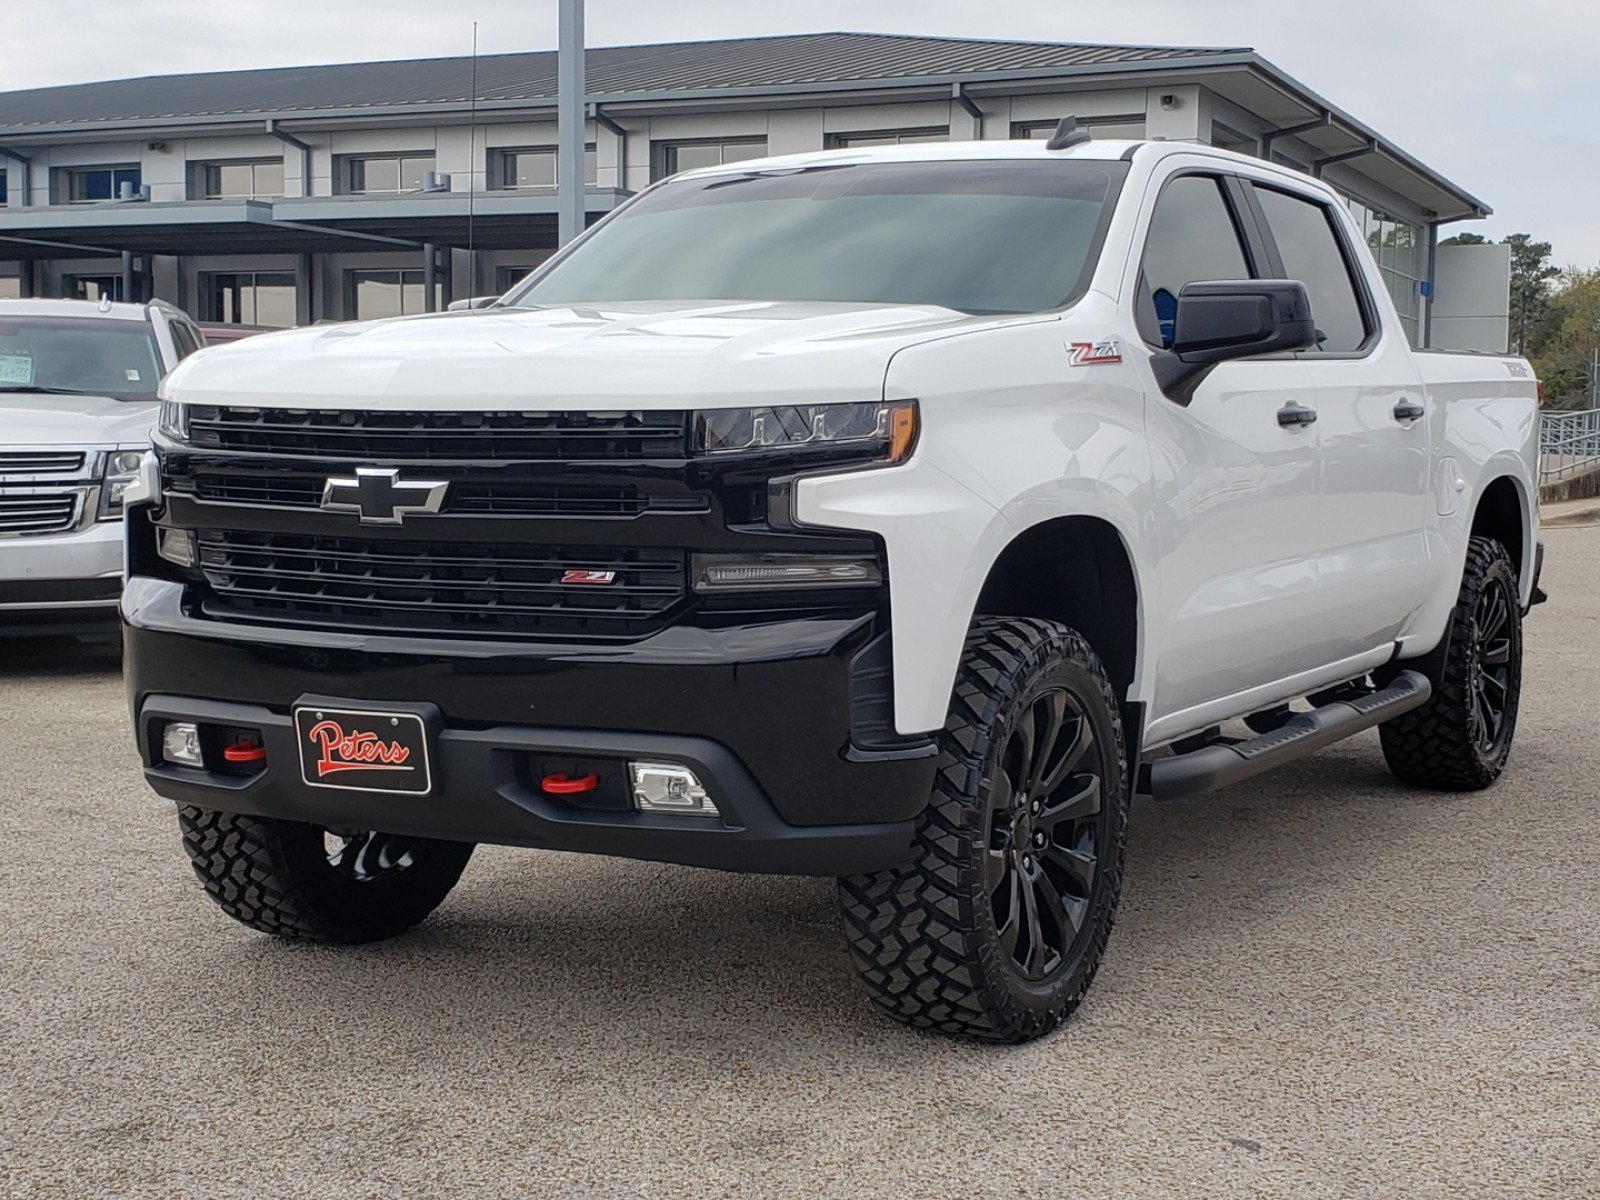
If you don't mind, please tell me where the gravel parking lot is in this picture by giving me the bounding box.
[2,530,1596,1200]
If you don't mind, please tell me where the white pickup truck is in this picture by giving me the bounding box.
[126,127,1542,1043]
[1,298,205,637]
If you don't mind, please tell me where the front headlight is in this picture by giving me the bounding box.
[97,449,147,521]
[158,399,188,441]
[694,400,918,463]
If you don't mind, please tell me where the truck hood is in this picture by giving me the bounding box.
[163,301,1040,411]
[0,394,157,448]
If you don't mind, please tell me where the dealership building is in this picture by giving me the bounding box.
[0,32,1506,348]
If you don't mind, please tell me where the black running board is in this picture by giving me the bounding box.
[1146,670,1432,802]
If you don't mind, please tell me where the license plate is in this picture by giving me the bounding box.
[293,705,433,795]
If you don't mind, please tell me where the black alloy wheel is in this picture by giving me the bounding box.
[1467,575,1515,757]
[985,688,1105,981]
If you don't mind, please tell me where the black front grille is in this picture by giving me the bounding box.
[196,529,687,640]
[176,471,706,519]
[186,407,689,461]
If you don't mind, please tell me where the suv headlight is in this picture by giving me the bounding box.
[694,400,917,463]
[158,399,188,441]
[98,449,147,520]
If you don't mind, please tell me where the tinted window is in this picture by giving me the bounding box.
[170,321,202,360]
[1139,175,1251,347]
[511,160,1124,315]
[1253,186,1370,352]
[0,316,163,400]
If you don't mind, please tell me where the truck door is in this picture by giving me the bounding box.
[1135,171,1330,728]
[1245,182,1430,659]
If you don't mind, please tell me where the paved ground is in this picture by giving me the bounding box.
[3,533,1597,1200]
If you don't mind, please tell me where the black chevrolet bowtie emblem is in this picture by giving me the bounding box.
[320,467,448,525]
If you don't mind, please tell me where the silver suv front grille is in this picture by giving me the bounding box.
[0,452,97,537]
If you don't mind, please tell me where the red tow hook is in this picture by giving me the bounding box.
[541,772,599,795]
[223,740,268,764]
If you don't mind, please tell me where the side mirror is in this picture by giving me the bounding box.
[446,296,501,312]
[1151,279,1318,404]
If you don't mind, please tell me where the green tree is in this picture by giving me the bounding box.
[1503,233,1561,355]
[1526,266,1600,409]
[1441,232,1489,247]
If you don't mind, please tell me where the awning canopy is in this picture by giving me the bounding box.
[0,189,630,259]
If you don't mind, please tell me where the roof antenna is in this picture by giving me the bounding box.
[98,294,113,312]
[1046,115,1092,152]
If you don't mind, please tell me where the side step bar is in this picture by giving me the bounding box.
[1146,670,1432,803]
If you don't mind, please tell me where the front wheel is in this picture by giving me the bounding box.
[1380,536,1524,791]
[838,617,1129,1043]
[178,807,475,943]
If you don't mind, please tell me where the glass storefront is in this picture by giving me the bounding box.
[1344,197,1425,346]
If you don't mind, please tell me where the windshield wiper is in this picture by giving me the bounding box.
[0,385,100,396]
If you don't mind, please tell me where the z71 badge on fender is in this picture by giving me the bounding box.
[1068,338,1123,366]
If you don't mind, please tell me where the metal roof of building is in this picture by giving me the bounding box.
[0,32,1243,126]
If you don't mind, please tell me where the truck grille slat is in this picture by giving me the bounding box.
[196,530,688,640]
[185,407,689,461]
[0,451,87,475]
[0,493,81,535]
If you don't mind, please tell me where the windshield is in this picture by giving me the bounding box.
[507,159,1127,315]
[0,315,163,401]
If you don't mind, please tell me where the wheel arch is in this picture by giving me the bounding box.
[970,515,1144,709]
[1470,472,1530,586]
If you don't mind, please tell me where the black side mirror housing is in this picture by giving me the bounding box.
[1151,279,1318,404]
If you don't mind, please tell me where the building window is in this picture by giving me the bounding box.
[0,169,7,206]
[1013,116,1146,141]
[0,277,19,300]
[203,272,297,328]
[495,265,538,293]
[654,139,767,180]
[497,146,597,190]
[65,274,124,302]
[1344,196,1425,347]
[828,128,948,148]
[349,270,439,320]
[201,160,284,200]
[66,166,141,203]
[346,155,436,195]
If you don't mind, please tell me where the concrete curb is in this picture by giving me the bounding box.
[1541,502,1600,529]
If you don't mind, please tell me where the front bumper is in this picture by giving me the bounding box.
[0,518,123,635]
[124,576,938,876]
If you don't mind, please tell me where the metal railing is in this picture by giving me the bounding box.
[1539,407,1600,485]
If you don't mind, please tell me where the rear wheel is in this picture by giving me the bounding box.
[178,807,475,943]
[1380,536,1523,791]
[838,617,1128,1043]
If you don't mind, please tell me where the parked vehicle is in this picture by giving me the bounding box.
[1,298,204,638]
[196,323,272,344]
[125,129,1543,1042]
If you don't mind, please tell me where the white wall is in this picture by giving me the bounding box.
[1432,242,1511,353]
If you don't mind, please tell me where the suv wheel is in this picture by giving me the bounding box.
[1380,535,1523,791]
[838,617,1129,1043]
[178,807,475,943]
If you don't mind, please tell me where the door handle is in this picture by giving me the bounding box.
[1393,399,1426,423]
[1277,401,1318,428]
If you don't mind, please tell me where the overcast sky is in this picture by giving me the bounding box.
[7,0,1594,267]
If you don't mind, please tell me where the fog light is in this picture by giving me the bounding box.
[162,722,204,768]
[157,527,198,568]
[630,762,719,817]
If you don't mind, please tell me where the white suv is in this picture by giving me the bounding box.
[1,298,203,638]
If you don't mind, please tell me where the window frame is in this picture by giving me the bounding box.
[1134,170,1271,350]
[199,158,285,201]
[493,144,598,191]
[345,268,440,320]
[651,138,769,182]
[1243,179,1382,359]
[825,127,950,149]
[344,153,437,196]
[1012,115,1147,141]
[64,164,142,204]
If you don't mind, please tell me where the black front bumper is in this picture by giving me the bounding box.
[124,577,938,876]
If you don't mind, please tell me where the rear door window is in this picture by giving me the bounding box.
[1251,185,1371,353]
[1138,174,1253,348]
